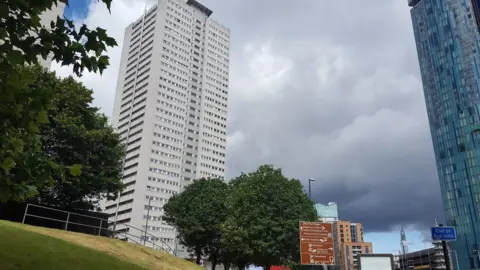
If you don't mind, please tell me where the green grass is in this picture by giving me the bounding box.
[0,221,147,270]
[0,220,202,270]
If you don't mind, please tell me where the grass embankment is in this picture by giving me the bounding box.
[0,220,202,270]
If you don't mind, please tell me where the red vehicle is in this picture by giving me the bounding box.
[270,266,290,270]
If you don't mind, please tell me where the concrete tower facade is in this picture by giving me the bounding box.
[103,0,230,257]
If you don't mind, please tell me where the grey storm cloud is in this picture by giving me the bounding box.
[199,0,445,232]
[55,0,445,234]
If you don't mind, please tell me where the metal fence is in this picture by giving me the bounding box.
[22,203,176,255]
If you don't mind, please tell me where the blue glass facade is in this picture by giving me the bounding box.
[410,0,480,269]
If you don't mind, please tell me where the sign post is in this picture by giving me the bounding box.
[299,221,335,267]
[431,224,456,270]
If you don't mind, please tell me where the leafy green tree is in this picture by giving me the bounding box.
[0,0,117,202]
[18,65,124,211]
[219,245,250,270]
[222,165,318,270]
[163,178,229,269]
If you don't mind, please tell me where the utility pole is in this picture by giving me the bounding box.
[173,218,178,256]
[308,178,315,270]
[308,178,315,200]
[439,224,452,270]
[144,197,152,245]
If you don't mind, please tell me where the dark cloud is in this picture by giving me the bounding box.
[200,0,445,233]
[60,0,447,235]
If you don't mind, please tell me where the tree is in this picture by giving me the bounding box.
[17,65,124,211]
[0,0,117,202]
[163,178,229,269]
[222,165,318,270]
[218,245,250,270]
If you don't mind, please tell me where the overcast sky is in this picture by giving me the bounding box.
[55,0,444,252]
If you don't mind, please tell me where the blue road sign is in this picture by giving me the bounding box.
[431,226,456,241]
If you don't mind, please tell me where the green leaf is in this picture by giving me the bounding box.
[9,137,25,153]
[69,164,83,176]
[37,110,49,124]
[27,121,40,133]
[0,29,7,39]
[1,158,16,173]
[36,170,52,186]
[14,104,24,117]
[98,55,109,66]
[7,50,25,66]
[105,37,117,47]
[31,15,41,27]
[66,19,74,28]
[45,102,56,110]
[47,160,58,170]
[101,0,112,12]
[42,41,53,50]
[24,185,39,198]
[7,72,23,88]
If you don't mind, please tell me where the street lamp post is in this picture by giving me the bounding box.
[308,178,315,199]
[143,197,152,245]
[308,178,315,270]
[173,218,178,256]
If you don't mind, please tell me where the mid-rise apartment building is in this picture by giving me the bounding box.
[333,221,373,270]
[103,0,230,257]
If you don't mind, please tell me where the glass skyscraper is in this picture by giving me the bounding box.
[409,0,480,268]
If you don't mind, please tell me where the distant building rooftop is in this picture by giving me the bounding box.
[314,202,338,220]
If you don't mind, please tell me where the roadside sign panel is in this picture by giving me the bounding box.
[431,226,456,241]
[300,221,335,265]
[300,242,334,252]
[301,253,335,265]
[358,254,394,270]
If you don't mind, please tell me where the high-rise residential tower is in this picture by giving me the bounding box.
[103,0,230,257]
[409,0,480,268]
[38,0,67,69]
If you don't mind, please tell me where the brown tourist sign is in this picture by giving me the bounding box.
[299,221,335,265]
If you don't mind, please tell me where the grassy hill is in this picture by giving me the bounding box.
[0,220,203,270]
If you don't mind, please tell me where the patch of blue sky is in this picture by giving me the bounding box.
[63,0,91,20]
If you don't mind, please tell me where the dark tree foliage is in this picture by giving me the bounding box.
[222,165,318,270]
[0,0,117,202]
[19,66,124,210]
[163,178,229,269]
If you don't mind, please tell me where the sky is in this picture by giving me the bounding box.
[54,0,444,259]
